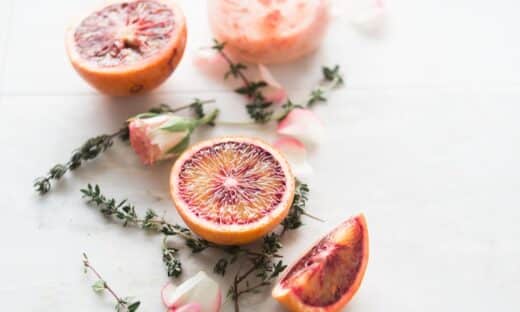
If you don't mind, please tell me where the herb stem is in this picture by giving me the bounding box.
[302,211,325,222]
[214,120,257,126]
[169,99,216,113]
[218,50,251,89]
[82,253,123,303]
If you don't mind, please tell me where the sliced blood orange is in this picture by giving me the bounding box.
[66,0,187,96]
[169,137,295,245]
[208,0,330,64]
[272,214,369,312]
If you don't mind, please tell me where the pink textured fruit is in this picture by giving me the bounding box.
[208,0,330,64]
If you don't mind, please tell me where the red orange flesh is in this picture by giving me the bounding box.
[170,137,295,245]
[272,214,369,312]
[66,0,186,96]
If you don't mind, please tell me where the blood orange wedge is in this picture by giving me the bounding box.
[272,214,369,312]
[170,137,295,245]
[66,0,187,96]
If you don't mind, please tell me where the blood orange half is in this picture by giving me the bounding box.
[272,214,369,312]
[170,137,295,245]
[66,0,187,96]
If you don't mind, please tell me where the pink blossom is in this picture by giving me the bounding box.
[129,114,191,165]
[277,108,325,145]
[129,109,218,165]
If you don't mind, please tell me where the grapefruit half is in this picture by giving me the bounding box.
[66,0,187,96]
[208,0,330,64]
[272,214,369,312]
[170,137,295,245]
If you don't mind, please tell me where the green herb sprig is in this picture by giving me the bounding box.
[34,99,215,195]
[211,40,274,123]
[80,180,312,312]
[82,253,141,312]
[211,39,344,124]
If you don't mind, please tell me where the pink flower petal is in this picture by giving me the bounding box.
[277,108,325,145]
[193,48,228,77]
[274,137,313,178]
[258,64,287,104]
[129,118,163,165]
[161,272,221,312]
[170,303,201,312]
[264,88,288,105]
[258,64,282,89]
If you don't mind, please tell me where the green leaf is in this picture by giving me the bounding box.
[166,135,190,155]
[132,112,159,120]
[92,280,106,293]
[160,116,197,132]
[128,301,141,312]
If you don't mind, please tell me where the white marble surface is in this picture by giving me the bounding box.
[1,0,519,311]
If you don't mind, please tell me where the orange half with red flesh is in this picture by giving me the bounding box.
[66,0,187,96]
[170,137,295,245]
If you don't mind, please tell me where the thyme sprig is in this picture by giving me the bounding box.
[211,39,344,124]
[82,253,141,312]
[34,99,215,195]
[80,184,287,276]
[227,181,309,311]
[80,180,311,312]
[211,40,274,123]
[307,65,344,107]
[33,127,128,195]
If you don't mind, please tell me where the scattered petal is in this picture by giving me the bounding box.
[277,108,325,145]
[169,303,202,312]
[258,64,282,89]
[336,0,386,34]
[162,282,178,307]
[161,271,221,312]
[351,6,385,33]
[193,48,228,77]
[274,137,313,179]
[258,64,287,104]
[264,88,288,105]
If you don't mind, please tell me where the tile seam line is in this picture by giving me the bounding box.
[0,0,14,93]
[3,83,520,97]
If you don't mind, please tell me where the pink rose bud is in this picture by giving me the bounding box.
[129,110,218,165]
[277,108,325,145]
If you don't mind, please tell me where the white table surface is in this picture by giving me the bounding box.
[1,0,519,311]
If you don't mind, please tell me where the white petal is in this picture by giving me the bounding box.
[344,0,386,34]
[258,64,287,104]
[150,128,189,154]
[277,109,325,145]
[351,7,385,33]
[273,137,313,179]
[161,272,221,312]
